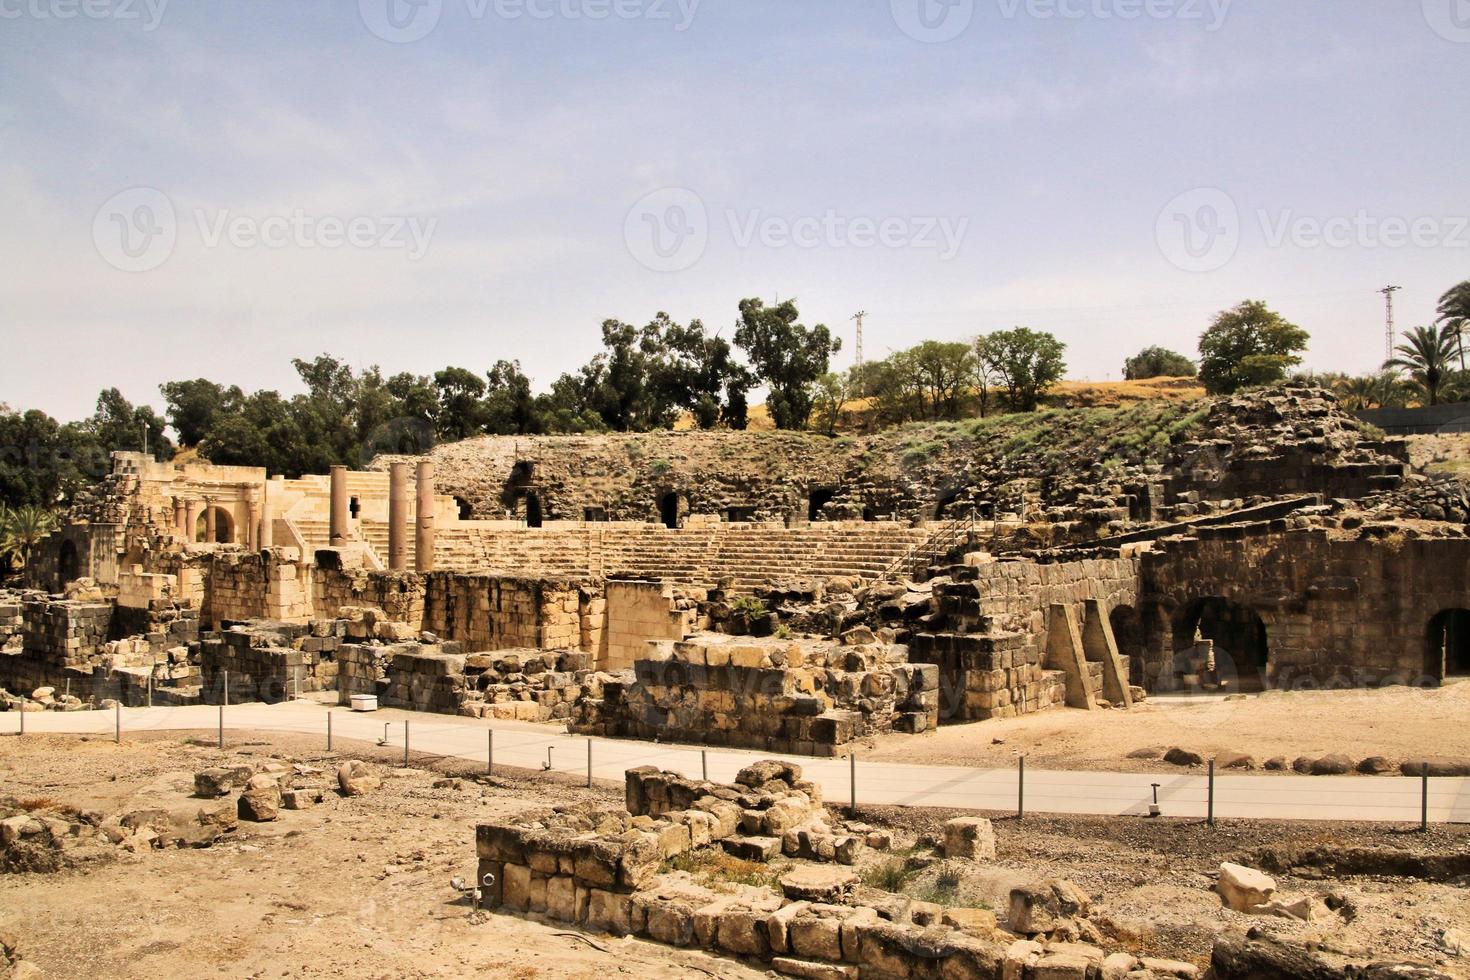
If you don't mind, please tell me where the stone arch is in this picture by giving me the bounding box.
[1174,596,1270,692]
[1109,603,1144,686]
[196,507,235,545]
[1426,608,1470,682]
[659,491,682,530]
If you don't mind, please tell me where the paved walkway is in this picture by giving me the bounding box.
[8,701,1468,824]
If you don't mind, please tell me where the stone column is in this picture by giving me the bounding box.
[388,461,410,571]
[329,465,349,547]
[184,500,199,543]
[245,496,259,550]
[258,486,274,549]
[204,499,217,544]
[415,459,435,572]
[173,498,186,535]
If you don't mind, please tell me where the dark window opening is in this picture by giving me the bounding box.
[726,506,757,523]
[808,487,836,522]
[349,496,361,519]
[659,492,681,530]
[523,493,543,528]
[455,497,473,521]
[58,540,79,589]
[1109,604,1144,686]
[583,506,607,523]
[862,506,876,522]
[1427,609,1470,681]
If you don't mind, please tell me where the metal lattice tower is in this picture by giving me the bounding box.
[851,311,866,369]
[1380,286,1401,363]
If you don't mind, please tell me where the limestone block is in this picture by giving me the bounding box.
[943,817,996,861]
[1217,863,1275,912]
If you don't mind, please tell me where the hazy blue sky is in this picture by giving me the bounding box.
[2,0,1467,422]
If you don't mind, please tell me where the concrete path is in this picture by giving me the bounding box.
[8,701,1468,824]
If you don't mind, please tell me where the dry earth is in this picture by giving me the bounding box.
[860,682,1470,772]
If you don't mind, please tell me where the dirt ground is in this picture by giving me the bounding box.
[3,730,1467,978]
[860,682,1470,772]
[0,731,765,980]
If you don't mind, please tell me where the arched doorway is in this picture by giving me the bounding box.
[1174,597,1270,692]
[808,487,836,522]
[1109,604,1144,686]
[523,493,543,528]
[659,492,681,530]
[1426,609,1470,682]
[196,507,235,544]
[57,540,79,589]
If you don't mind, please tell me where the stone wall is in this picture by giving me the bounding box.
[198,623,337,704]
[313,566,426,626]
[573,634,940,756]
[1138,524,1470,688]
[603,580,694,671]
[421,573,594,654]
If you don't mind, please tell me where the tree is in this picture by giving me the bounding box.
[1197,301,1309,395]
[809,372,850,435]
[1332,372,1407,411]
[1123,346,1197,380]
[733,298,841,430]
[979,328,1067,411]
[160,379,243,446]
[483,360,541,435]
[0,504,57,575]
[1384,323,1462,406]
[971,335,998,418]
[1437,280,1470,370]
[85,388,174,460]
[432,367,488,441]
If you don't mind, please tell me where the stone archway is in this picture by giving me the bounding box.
[1426,609,1470,682]
[1109,604,1144,686]
[1174,596,1270,692]
[808,487,836,522]
[196,507,235,545]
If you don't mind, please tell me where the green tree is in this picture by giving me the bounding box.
[979,327,1067,411]
[483,360,541,435]
[1384,323,1462,406]
[809,372,850,435]
[432,367,488,441]
[0,503,57,575]
[1123,346,1197,380]
[1197,301,1309,395]
[159,379,243,446]
[1437,280,1470,370]
[0,408,103,509]
[733,298,841,430]
[85,388,173,460]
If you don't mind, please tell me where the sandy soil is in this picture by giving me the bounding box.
[860,682,1470,772]
[1405,432,1470,479]
[2,730,1468,977]
[0,731,764,980]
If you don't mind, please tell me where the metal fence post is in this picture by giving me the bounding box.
[218,704,224,749]
[1421,773,1429,832]
[701,749,708,782]
[1207,759,1215,827]
[223,670,229,707]
[1018,757,1025,820]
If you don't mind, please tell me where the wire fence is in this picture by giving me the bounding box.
[8,700,1469,826]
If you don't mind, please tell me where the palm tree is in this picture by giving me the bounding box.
[1439,280,1470,370]
[0,504,57,572]
[1384,324,1462,406]
[1334,375,1381,410]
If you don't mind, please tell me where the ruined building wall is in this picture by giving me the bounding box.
[1137,526,1470,687]
[420,573,595,654]
[603,580,693,671]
